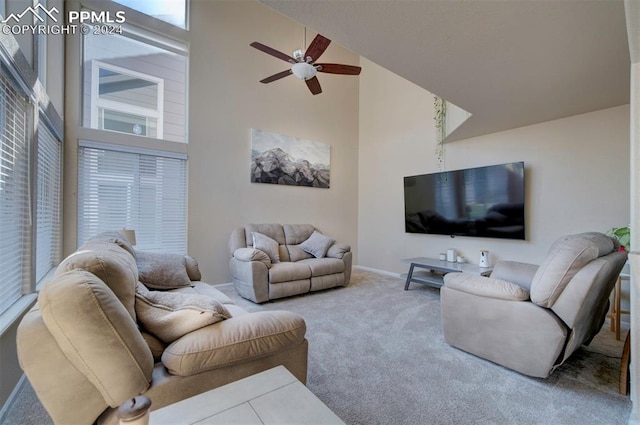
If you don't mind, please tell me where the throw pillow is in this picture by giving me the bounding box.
[135,283,231,343]
[252,232,280,263]
[299,231,335,258]
[136,251,192,290]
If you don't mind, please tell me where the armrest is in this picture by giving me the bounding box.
[184,255,202,281]
[443,273,530,301]
[490,260,539,291]
[161,311,306,376]
[327,243,351,259]
[233,248,271,268]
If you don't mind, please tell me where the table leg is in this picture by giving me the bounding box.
[615,276,622,340]
[619,331,631,395]
[404,264,415,291]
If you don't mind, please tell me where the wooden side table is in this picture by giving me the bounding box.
[608,264,630,340]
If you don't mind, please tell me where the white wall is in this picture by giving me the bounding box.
[358,57,630,275]
[188,1,360,283]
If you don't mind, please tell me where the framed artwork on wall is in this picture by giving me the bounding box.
[250,128,331,188]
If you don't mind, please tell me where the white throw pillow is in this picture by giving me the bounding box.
[299,231,335,258]
[252,232,280,263]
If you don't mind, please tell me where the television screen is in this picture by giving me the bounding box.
[404,162,525,240]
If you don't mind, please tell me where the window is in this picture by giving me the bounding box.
[0,70,30,315]
[91,61,164,138]
[111,0,188,29]
[83,25,187,143]
[78,142,187,253]
[35,121,62,282]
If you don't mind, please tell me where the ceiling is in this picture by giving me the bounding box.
[260,0,631,142]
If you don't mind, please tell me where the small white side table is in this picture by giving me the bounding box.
[151,366,345,425]
[403,257,493,290]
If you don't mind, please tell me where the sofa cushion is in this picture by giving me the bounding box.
[444,273,530,301]
[56,242,138,320]
[39,270,153,407]
[298,258,345,276]
[299,231,335,258]
[245,224,286,246]
[140,331,166,362]
[170,281,235,305]
[136,251,193,290]
[269,262,311,283]
[530,236,602,308]
[161,311,306,376]
[283,224,315,244]
[252,232,280,263]
[287,245,314,262]
[135,283,231,344]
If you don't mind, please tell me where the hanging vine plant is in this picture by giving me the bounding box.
[433,95,447,172]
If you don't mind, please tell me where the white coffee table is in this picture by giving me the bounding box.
[151,366,345,424]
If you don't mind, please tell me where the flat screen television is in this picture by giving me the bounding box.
[404,161,525,240]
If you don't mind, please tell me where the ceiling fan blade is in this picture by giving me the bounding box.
[316,63,362,75]
[305,76,322,95]
[304,34,331,62]
[260,69,293,84]
[250,42,296,63]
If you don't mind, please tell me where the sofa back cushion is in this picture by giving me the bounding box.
[284,224,315,262]
[530,233,614,308]
[56,242,138,320]
[39,270,153,407]
[85,231,137,258]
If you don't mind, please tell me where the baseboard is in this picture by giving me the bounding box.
[0,373,26,424]
[353,265,402,279]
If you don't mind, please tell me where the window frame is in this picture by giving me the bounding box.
[90,60,165,139]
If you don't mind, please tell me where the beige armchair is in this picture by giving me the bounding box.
[17,232,308,425]
[441,232,627,378]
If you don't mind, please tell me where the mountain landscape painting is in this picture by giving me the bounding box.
[250,128,331,188]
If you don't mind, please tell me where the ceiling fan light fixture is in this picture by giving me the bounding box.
[291,62,317,80]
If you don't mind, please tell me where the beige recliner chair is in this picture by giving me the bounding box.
[17,232,308,424]
[441,232,627,378]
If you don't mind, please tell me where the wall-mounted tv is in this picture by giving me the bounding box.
[404,162,525,240]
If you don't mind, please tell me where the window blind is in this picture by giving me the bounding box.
[0,71,30,314]
[35,122,62,282]
[78,144,187,253]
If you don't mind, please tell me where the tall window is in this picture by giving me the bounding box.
[77,143,187,253]
[77,4,190,253]
[0,70,30,314]
[35,121,62,282]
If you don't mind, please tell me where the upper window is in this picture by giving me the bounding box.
[111,0,187,29]
[91,61,164,138]
[82,27,187,143]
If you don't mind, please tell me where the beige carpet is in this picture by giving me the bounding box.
[3,268,632,425]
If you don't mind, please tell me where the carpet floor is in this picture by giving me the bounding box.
[3,268,632,425]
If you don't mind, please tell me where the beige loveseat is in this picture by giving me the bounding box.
[17,232,308,425]
[441,232,626,378]
[229,224,352,303]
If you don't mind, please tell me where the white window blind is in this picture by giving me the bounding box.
[78,143,187,253]
[0,71,30,314]
[35,122,62,282]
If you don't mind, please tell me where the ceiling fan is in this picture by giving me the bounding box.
[250,34,361,95]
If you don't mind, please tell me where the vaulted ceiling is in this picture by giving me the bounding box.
[260,0,630,142]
